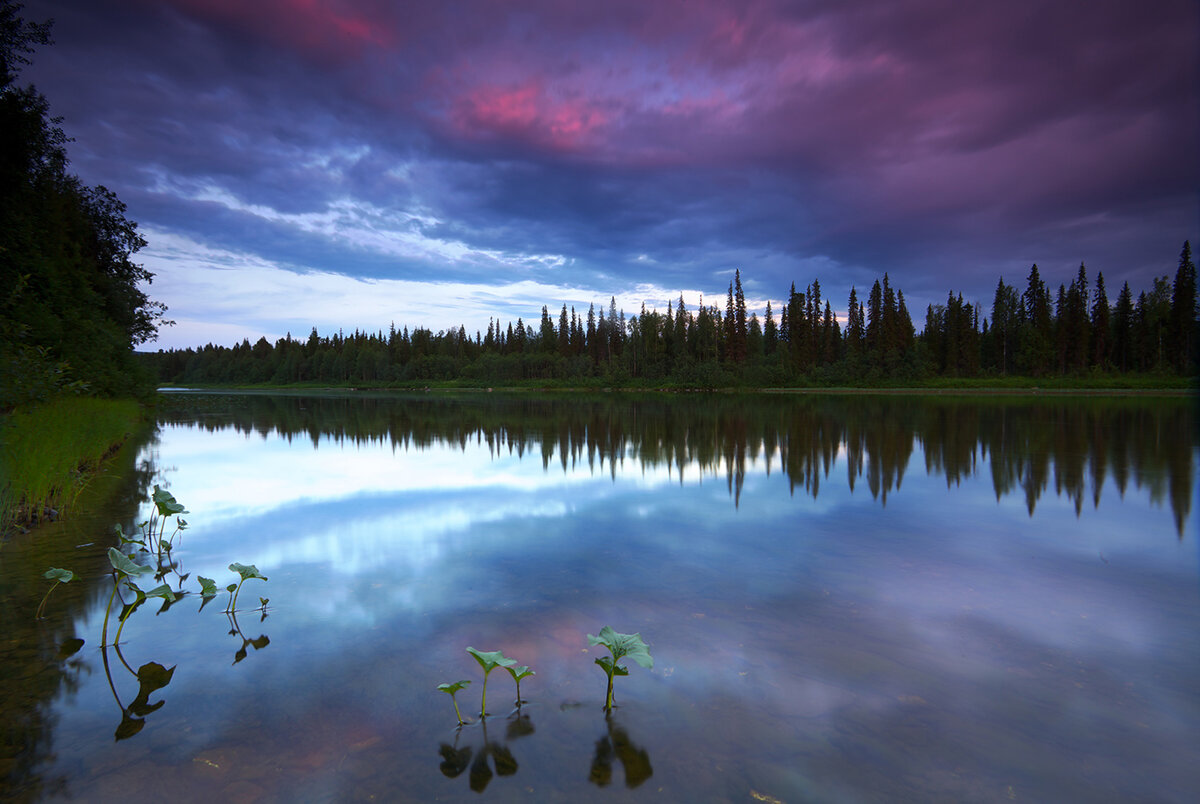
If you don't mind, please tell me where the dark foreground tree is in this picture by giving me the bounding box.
[1,1,166,408]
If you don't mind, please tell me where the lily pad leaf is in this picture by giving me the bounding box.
[107,547,151,579]
[229,562,267,582]
[197,576,218,597]
[152,485,188,516]
[143,583,176,603]
[43,567,75,583]
[466,647,516,672]
[588,626,654,669]
[438,680,472,695]
[114,524,143,546]
[505,665,535,682]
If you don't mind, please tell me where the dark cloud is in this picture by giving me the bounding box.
[20,0,1199,341]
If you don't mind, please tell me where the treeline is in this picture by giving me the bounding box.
[1,3,165,409]
[147,245,1197,387]
[156,392,1195,535]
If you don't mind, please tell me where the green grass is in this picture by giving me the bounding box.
[0,397,142,533]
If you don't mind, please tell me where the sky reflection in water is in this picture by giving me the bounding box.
[18,393,1200,802]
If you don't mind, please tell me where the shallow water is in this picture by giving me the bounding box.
[2,392,1197,802]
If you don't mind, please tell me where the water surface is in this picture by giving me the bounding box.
[2,392,1197,802]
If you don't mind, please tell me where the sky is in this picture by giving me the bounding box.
[20,0,1200,350]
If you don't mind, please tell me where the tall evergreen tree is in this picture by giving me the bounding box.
[1091,272,1110,369]
[1169,240,1197,373]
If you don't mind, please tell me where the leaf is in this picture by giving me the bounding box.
[198,576,217,597]
[595,656,629,676]
[505,665,535,682]
[587,626,653,669]
[114,524,143,546]
[143,583,176,603]
[259,597,269,607]
[107,547,152,579]
[229,562,267,582]
[249,635,270,650]
[466,647,516,673]
[226,584,237,593]
[438,680,472,695]
[176,518,188,529]
[152,485,188,516]
[43,567,75,583]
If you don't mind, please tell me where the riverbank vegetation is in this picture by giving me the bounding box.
[144,246,1197,390]
[1,4,166,534]
[0,397,142,532]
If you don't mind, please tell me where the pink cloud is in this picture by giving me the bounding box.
[450,80,610,152]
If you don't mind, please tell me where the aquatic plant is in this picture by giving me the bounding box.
[225,562,267,612]
[35,567,75,619]
[587,626,653,711]
[466,647,515,718]
[437,680,472,726]
[102,547,175,646]
[505,664,535,706]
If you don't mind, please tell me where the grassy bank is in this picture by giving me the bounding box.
[0,397,142,534]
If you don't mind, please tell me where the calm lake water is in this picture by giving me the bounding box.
[2,391,1197,803]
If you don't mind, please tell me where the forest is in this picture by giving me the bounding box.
[145,249,1197,388]
[1,2,166,410]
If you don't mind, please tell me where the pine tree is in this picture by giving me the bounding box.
[1091,272,1110,369]
[1170,240,1197,373]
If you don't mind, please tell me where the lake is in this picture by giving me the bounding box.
[1,391,1197,803]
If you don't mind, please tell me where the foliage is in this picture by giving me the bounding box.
[0,396,141,533]
[437,680,472,726]
[227,562,267,612]
[505,664,535,705]
[34,566,74,619]
[466,647,516,718]
[142,244,1196,393]
[587,626,654,711]
[1,1,167,406]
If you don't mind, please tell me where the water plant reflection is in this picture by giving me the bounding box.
[436,710,534,794]
[98,641,175,742]
[588,713,653,789]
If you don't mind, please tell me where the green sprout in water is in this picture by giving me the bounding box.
[505,664,535,706]
[466,647,515,718]
[587,626,654,712]
[102,548,175,646]
[35,567,75,619]
[437,679,472,726]
[226,562,267,612]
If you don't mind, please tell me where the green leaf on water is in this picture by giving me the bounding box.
[229,562,267,582]
[595,656,629,676]
[152,485,188,516]
[43,567,75,583]
[438,680,472,695]
[588,626,653,669]
[107,548,152,579]
[198,577,218,597]
[143,583,176,603]
[226,584,237,594]
[466,647,516,673]
[505,665,535,683]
